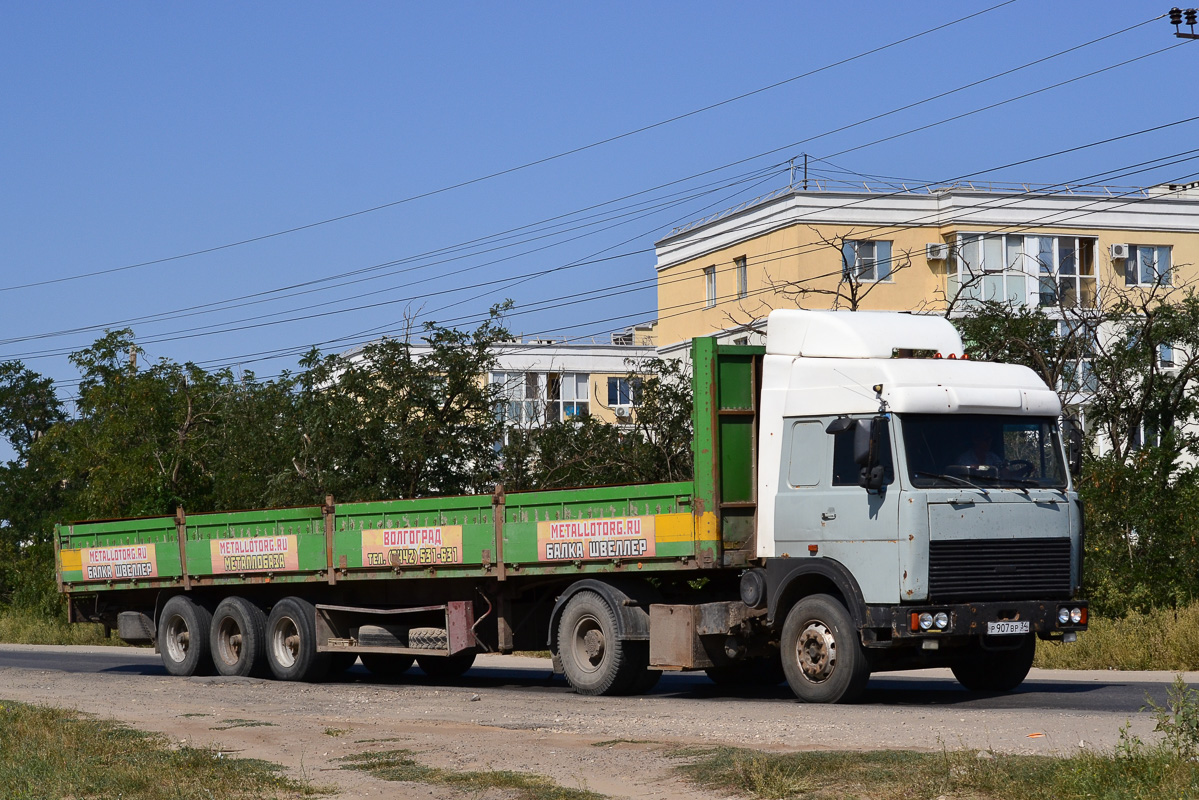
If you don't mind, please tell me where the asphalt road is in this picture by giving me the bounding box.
[0,643,1177,714]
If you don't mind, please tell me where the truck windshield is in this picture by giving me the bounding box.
[900,414,1067,489]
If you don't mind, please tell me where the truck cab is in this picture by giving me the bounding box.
[748,310,1085,702]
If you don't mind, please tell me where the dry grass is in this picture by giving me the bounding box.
[0,608,122,646]
[673,744,1199,800]
[0,700,320,799]
[341,748,602,800]
[1035,602,1199,671]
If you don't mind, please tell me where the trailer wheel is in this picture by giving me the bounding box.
[557,590,641,696]
[951,634,1035,692]
[158,596,214,677]
[780,594,869,704]
[265,597,330,682]
[210,597,267,678]
[360,652,415,676]
[416,651,476,678]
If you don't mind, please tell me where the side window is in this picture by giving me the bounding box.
[786,421,823,487]
[831,420,894,486]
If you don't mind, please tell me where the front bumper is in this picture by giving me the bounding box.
[863,599,1087,642]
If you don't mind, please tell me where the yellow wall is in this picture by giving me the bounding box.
[656,218,1199,348]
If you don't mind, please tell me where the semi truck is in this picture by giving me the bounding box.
[55,309,1087,703]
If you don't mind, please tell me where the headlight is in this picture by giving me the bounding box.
[1058,607,1071,624]
[1070,607,1083,624]
[918,612,934,630]
[933,612,949,630]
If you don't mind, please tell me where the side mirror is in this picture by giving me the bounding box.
[1063,417,1083,477]
[854,417,887,491]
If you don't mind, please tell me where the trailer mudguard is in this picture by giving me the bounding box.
[546,578,656,650]
[765,557,868,629]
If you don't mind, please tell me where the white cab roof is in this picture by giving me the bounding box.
[765,309,964,359]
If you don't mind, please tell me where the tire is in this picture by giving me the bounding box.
[210,597,267,678]
[158,595,214,677]
[264,597,330,682]
[360,652,415,676]
[951,634,1035,692]
[409,627,449,650]
[416,650,476,678]
[705,655,787,687]
[556,590,642,696]
[780,594,870,704]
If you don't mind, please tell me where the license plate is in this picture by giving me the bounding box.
[987,620,1030,635]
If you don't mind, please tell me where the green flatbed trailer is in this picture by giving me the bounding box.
[56,338,762,695]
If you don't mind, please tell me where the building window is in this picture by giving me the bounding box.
[842,240,892,282]
[492,371,590,426]
[548,372,589,420]
[607,376,636,407]
[1125,245,1171,287]
[1159,343,1175,369]
[1055,321,1097,396]
[704,266,716,307]
[735,256,747,298]
[951,234,1096,309]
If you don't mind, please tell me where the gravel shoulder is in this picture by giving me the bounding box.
[0,645,1186,799]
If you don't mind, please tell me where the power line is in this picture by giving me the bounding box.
[1,2,1020,295]
[11,22,1186,361]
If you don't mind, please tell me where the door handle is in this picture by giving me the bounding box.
[821,510,837,521]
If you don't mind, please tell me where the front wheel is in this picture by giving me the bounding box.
[780,594,869,704]
[264,597,330,682]
[951,634,1035,692]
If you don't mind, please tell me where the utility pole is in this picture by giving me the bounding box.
[1170,7,1199,38]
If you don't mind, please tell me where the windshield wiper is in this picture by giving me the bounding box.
[913,471,987,492]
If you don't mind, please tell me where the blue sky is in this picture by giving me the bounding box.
[1,1,1195,400]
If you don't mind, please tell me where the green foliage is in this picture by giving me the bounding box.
[1148,675,1199,760]
[1079,450,1199,614]
[954,289,1199,617]
[275,307,508,503]
[0,309,516,613]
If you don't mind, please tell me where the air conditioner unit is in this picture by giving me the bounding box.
[926,242,949,261]
[1110,243,1130,260]
[614,406,632,420]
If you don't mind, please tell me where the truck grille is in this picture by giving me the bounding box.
[927,538,1072,602]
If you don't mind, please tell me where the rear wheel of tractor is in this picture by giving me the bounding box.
[359,652,415,676]
[159,595,214,677]
[780,594,870,704]
[264,597,330,682]
[556,590,641,696]
[416,651,476,678]
[210,596,267,678]
[951,633,1035,692]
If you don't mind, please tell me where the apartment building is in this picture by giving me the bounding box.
[653,181,1199,355]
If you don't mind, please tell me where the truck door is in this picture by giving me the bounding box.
[774,416,902,604]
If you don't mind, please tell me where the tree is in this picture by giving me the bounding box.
[276,307,510,503]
